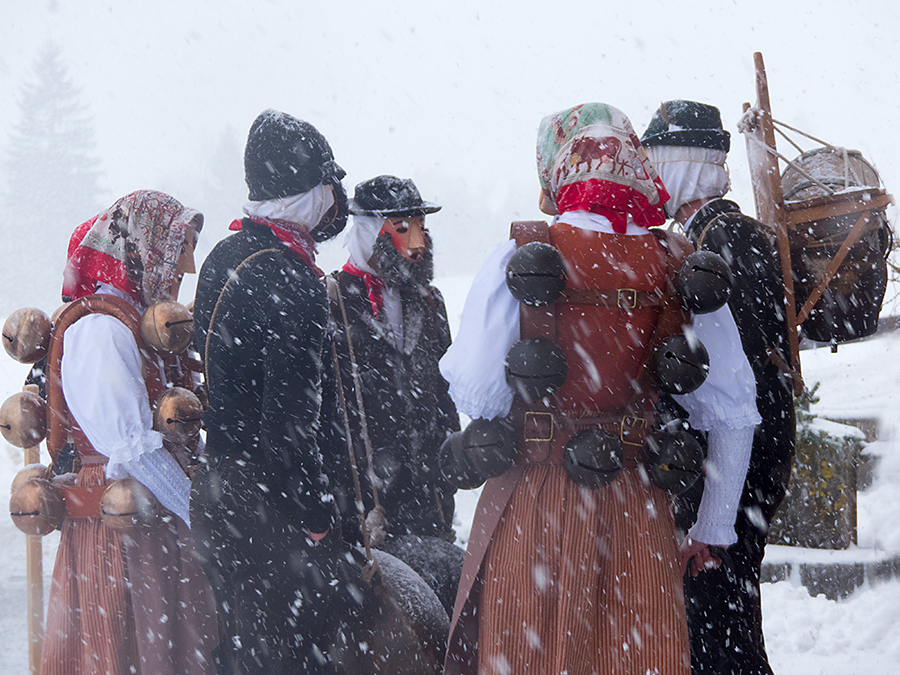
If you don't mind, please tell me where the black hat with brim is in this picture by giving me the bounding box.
[640,100,731,152]
[349,175,442,217]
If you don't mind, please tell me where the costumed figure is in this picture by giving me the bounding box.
[642,100,796,675]
[39,190,217,675]
[439,103,760,675]
[190,109,352,674]
[328,175,463,616]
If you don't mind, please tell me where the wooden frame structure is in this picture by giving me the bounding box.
[742,52,894,395]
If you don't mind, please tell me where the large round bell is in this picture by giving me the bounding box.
[100,477,160,531]
[506,242,568,306]
[9,478,64,536]
[153,387,203,444]
[676,251,734,314]
[11,464,52,493]
[563,428,624,489]
[461,418,517,480]
[141,301,194,354]
[506,338,568,403]
[651,334,710,395]
[645,426,704,494]
[0,391,47,448]
[329,548,448,675]
[2,308,52,364]
[439,431,485,490]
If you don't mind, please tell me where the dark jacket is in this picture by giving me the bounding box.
[684,198,796,497]
[329,270,460,540]
[192,220,339,534]
[679,198,796,675]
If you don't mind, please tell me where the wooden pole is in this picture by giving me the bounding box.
[745,52,804,395]
[22,383,43,674]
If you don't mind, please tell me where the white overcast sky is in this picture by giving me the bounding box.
[1,0,898,277]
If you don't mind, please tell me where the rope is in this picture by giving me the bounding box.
[772,117,836,149]
[743,133,838,197]
[330,336,380,584]
[327,275,381,511]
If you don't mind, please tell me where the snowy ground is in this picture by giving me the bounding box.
[2,275,900,673]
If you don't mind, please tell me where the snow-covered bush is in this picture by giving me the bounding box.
[769,384,867,549]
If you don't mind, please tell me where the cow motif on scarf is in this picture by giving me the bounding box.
[536,103,670,232]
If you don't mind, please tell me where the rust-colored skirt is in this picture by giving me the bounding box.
[478,465,689,675]
[40,465,218,675]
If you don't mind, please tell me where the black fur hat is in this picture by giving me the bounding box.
[349,175,441,217]
[244,109,346,201]
[640,100,731,152]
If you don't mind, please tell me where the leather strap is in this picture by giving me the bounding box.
[46,295,163,464]
[58,485,107,519]
[559,287,663,309]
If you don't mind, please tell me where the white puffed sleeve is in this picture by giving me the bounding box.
[61,314,192,528]
[676,306,759,546]
[439,240,520,420]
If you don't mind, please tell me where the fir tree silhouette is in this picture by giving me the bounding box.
[1,41,104,316]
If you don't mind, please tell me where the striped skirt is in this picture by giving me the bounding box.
[478,464,689,675]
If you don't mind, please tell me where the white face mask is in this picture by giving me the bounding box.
[344,215,384,275]
[645,146,730,218]
[243,183,336,231]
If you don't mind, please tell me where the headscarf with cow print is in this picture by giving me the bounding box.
[536,102,670,233]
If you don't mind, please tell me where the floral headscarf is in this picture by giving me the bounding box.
[536,103,670,232]
[62,190,203,307]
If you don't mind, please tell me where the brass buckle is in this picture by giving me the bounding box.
[524,411,554,442]
[617,289,638,310]
[620,415,647,446]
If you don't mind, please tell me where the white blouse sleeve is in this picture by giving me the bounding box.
[61,314,192,528]
[439,240,520,420]
[675,306,759,546]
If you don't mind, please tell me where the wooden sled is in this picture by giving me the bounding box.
[741,52,894,393]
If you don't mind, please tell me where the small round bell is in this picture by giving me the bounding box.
[100,477,160,531]
[461,418,517,480]
[439,431,485,491]
[9,478,64,536]
[11,464,52,494]
[0,391,47,448]
[563,428,624,489]
[651,334,710,395]
[645,426,704,494]
[153,387,203,444]
[2,308,52,363]
[141,301,194,354]
[506,242,568,306]
[676,251,734,314]
[506,338,568,403]
[50,303,70,325]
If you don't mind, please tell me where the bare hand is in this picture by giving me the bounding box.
[680,536,723,577]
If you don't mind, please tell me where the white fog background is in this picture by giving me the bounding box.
[1,1,900,673]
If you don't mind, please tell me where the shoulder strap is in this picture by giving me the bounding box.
[203,247,281,383]
[45,295,163,463]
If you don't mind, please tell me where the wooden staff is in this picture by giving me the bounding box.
[743,51,804,395]
[22,382,43,674]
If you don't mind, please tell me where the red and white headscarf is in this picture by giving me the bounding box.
[62,190,203,308]
[536,103,670,233]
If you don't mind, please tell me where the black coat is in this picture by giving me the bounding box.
[329,270,460,541]
[193,220,338,533]
[190,220,349,672]
[679,198,796,675]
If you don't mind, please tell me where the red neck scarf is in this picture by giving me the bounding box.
[342,262,385,318]
[230,216,322,277]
